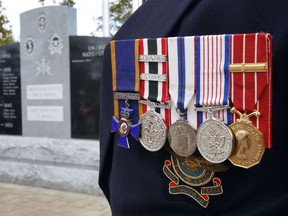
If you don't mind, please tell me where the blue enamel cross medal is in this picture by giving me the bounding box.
[111,105,139,149]
[110,39,141,148]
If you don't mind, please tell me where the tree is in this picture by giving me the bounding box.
[109,0,132,34]
[59,0,75,6]
[94,0,132,36]
[0,0,14,45]
[38,0,75,7]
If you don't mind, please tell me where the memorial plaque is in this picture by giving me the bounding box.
[70,36,110,139]
[0,43,22,135]
[20,6,76,138]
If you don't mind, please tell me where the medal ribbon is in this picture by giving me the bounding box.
[195,34,232,125]
[110,39,140,148]
[168,36,196,127]
[139,38,170,126]
[230,33,272,148]
[110,39,140,121]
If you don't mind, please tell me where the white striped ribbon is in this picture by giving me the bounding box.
[168,36,197,129]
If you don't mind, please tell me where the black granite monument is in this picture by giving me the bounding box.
[70,36,110,139]
[0,43,22,135]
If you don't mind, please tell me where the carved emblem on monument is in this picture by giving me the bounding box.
[35,57,52,76]
[37,12,48,32]
[49,33,64,55]
[25,37,36,55]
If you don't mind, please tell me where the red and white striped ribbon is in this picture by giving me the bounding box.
[230,33,272,148]
[195,34,231,126]
[139,38,170,126]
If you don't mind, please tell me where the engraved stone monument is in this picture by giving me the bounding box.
[0,43,22,135]
[20,6,76,138]
[70,36,110,139]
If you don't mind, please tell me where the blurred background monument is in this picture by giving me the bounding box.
[0,43,22,135]
[20,6,76,138]
[0,5,110,195]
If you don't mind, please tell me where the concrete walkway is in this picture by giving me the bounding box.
[0,182,111,216]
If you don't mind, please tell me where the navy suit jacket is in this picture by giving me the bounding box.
[99,0,288,215]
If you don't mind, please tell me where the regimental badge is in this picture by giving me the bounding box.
[37,12,48,32]
[25,37,36,55]
[111,106,139,149]
[228,107,265,168]
[163,155,228,208]
[49,33,64,55]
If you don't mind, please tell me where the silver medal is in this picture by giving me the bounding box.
[197,117,234,163]
[168,119,197,157]
[139,110,167,151]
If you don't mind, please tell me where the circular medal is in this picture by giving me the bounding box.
[228,121,265,169]
[139,110,167,151]
[117,119,131,137]
[197,118,234,163]
[168,120,197,157]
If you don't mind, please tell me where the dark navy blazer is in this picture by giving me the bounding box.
[99,0,288,215]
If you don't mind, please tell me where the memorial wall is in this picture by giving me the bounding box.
[0,43,22,135]
[0,5,110,194]
[70,36,110,139]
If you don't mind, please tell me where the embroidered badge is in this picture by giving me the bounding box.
[163,155,228,208]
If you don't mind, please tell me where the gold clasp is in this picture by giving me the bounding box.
[230,107,260,122]
[229,62,268,73]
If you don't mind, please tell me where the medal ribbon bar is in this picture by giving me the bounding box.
[139,38,170,126]
[167,36,197,157]
[230,33,272,148]
[195,34,232,125]
[110,39,140,120]
[168,36,197,126]
[138,38,169,151]
[110,39,140,148]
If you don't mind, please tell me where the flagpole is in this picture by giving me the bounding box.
[132,0,142,12]
[102,0,110,37]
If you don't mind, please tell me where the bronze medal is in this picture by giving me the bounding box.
[228,107,265,168]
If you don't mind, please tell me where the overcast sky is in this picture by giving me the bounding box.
[1,0,103,41]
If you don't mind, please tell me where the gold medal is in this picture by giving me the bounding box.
[228,107,265,169]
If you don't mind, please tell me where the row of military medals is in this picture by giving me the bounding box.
[112,38,265,169]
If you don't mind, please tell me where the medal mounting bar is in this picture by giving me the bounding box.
[194,105,230,112]
[139,100,170,109]
[139,54,167,62]
[113,92,140,100]
[229,62,268,73]
[140,73,167,82]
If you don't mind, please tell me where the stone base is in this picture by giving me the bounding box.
[0,135,102,195]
